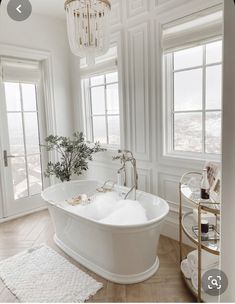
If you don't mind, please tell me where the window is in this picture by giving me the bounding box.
[164,40,222,157]
[82,71,121,146]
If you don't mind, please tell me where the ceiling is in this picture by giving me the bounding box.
[30,0,65,19]
[2,0,66,19]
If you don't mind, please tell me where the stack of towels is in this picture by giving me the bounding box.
[181,249,219,291]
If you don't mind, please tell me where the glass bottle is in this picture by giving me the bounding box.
[201,169,210,199]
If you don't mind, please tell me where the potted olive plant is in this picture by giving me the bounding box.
[43,132,105,182]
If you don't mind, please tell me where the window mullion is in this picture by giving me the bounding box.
[174,109,207,114]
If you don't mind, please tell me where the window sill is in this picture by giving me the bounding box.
[159,151,221,168]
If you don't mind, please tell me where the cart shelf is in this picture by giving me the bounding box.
[182,212,220,255]
[181,184,220,215]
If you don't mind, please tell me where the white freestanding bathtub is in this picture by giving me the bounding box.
[41,180,169,284]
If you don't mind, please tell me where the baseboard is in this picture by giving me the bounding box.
[0,206,48,224]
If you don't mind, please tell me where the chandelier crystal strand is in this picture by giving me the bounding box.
[65,0,111,63]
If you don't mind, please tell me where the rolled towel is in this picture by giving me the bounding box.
[187,250,219,271]
[181,259,193,279]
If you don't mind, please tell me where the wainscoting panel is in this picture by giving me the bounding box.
[158,173,180,204]
[110,0,123,27]
[85,161,118,182]
[137,168,152,193]
[155,0,172,7]
[126,0,150,19]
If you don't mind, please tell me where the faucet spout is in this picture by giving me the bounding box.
[124,185,136,200]
[113,150,138,200]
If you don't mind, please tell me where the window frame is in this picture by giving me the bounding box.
[82,69,121,149]
[163,38,222,161]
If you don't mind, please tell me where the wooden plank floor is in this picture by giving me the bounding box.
[0,210,195,303]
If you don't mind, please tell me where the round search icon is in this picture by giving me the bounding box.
[211,279,219,287]
[202,269,228,296]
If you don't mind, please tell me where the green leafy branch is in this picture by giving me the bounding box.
[42,132,106,182]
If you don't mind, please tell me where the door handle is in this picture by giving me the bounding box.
[3,150,16,167]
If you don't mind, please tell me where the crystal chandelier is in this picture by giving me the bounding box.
[65,0,111,62]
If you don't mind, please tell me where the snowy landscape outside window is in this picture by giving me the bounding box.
[164,40,222,157]
[82,71,121,147]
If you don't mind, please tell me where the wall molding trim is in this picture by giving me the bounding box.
[127,22,151,162]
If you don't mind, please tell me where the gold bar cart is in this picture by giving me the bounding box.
[179,172,220,303]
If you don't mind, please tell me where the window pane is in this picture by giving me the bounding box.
[108,116,120,145]
[24,113,40,154]
[91,86,105,115]
[7,113,25,156]
[174,69,203,111]
[28,154,42,196]
[206,112,221,154]
[174,113,202,152]
[90,75,104,86]
[93,116,107,144]
[107,84,119,114]
[106,72,118,83]
[174,46,203,70]
[22,84,37,111]
[206,41,222,64]
[11,157,28,200]
[4,82,21,111]
[206,65,222,110]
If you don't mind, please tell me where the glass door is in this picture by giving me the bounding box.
[0,81,48,217]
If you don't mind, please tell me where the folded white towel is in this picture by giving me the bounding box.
[187,250,219,271]
[181,259,192,279]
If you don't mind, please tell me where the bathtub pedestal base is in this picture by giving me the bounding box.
[54,234,159,284]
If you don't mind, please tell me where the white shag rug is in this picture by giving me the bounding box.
[0,244,103,303]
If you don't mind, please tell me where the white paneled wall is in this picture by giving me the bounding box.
[0,11,74,137]
[126,0,150,19]
[75,0,222,241]
[127,23,150,161]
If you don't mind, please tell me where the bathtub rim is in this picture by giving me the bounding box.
[54,234,160,284]
[42,180,169,230]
